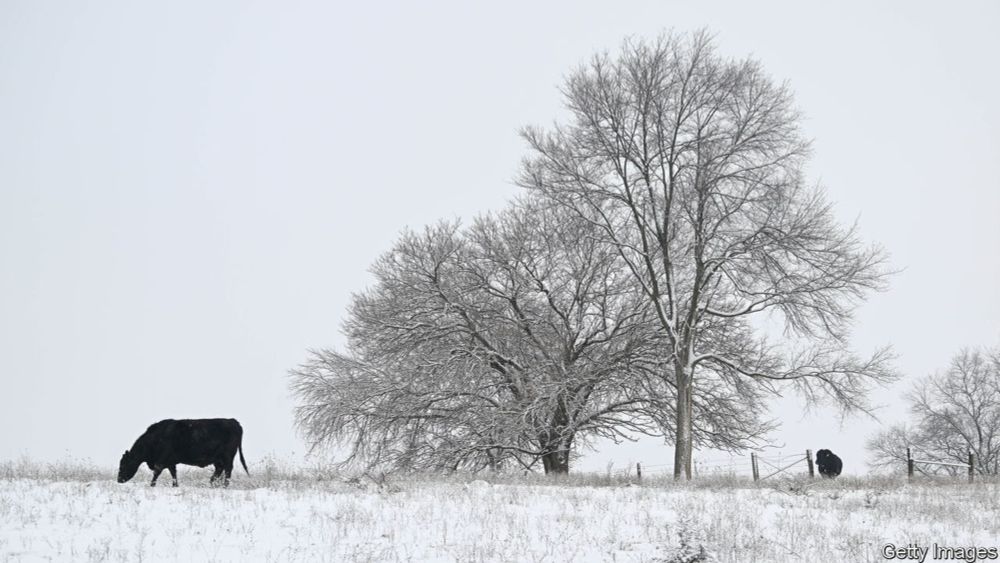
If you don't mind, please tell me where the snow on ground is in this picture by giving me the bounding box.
[1,466,998,562]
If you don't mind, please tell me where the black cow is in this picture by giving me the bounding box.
[117,418,248,487]
[815,448,842,478]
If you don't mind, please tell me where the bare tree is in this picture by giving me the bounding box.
[868,346,1000,475]
[865,424,932,475]
[292,200,659,473]
[291,197,775,473]
[519,30,896,479]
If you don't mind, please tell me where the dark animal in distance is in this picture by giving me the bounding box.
[815,448,842,478]
[117,418,248,487]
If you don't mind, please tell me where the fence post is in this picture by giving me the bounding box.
[636,462,642,482]
[751,453,759,482]
[969,452,974,484]
[907,447,914,481]
[806,449,815,478]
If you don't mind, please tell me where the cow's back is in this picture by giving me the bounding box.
[144,418,242,468]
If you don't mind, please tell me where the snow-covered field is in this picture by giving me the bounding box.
[1,461,998,562]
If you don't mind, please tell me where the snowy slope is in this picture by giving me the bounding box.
[1,471,997,562]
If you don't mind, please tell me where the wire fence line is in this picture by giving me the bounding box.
[907,447,976,483]
[634,450,816,481]
[634,448,981,484]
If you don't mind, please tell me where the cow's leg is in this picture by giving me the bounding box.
[168,465,178,487]
[210,465,224,486]
[150,466,163,487]
[223,464,233,488]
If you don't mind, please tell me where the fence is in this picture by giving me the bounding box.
[906,447,975,483]
[634,448,979,483]
[636,450,815,482]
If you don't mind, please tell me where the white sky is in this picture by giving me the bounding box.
[1,1,998,476]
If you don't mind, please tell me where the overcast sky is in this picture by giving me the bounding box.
[1,1,998,476]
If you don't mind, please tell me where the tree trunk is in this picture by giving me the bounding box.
[486,449,499,472]
[686,384,693,477]
[538,402,573,475]
[539,430,573,475]
[674,365,693,480]
[541,450,570,474]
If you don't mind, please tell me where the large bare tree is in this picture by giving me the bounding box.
[519,31,896,479]
[868,346,1000,475]
[291,197,774,473]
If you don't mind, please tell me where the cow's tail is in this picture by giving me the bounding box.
[238,437,249,475]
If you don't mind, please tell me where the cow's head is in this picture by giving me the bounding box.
[117,450,140,483]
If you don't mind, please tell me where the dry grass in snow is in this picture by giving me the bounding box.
[1,459,998,562]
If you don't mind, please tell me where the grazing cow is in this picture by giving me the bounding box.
[117,418,248,487]
[815,448,843,478]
